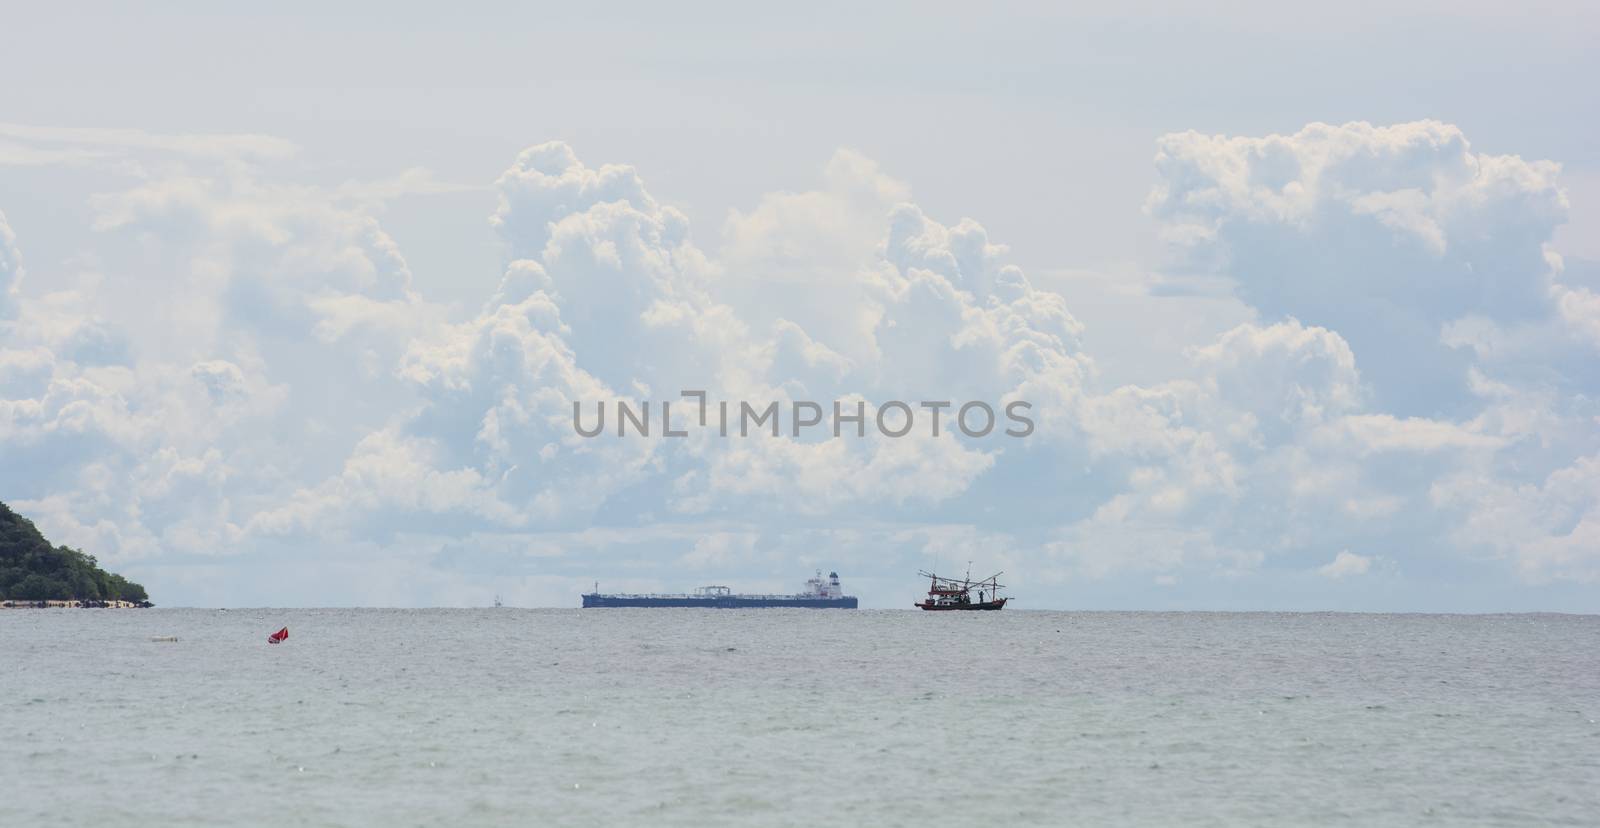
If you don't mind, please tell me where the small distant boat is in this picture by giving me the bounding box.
[915,567,1008,611]
[267,627,289,644]
[494,594,504,608]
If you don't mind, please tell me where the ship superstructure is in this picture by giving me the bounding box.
[582,570,857,608]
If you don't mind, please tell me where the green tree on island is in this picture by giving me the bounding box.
[0,501,149,603]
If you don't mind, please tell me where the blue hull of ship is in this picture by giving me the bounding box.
[582,595,857,609]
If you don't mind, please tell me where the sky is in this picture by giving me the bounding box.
[1,1,1597,610]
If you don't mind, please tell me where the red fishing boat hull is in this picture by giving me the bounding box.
[915,597,1008,611]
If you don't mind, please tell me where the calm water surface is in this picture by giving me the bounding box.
[2,609,1597,826]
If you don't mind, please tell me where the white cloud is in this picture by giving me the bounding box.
[0,122,298,163]
[717,149,910,365]
[1,120,1596,607]
[1312,414,1505,455]
[0,209,20,321]
[1318,550,1372,579]
[264,143,1013,538]
[1555,283,1600,348]
[1189,319,1361,440]
[491,141,661,260]
[1432,454,1600,583]
[678,532,760,570]
[1148,120,1571,415]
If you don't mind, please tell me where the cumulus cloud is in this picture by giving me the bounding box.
[491,142,662,260]
[1121,120,1600,591]
[717,149,910,364]
[0,148,430,565]
[263,142,1021,543]
[1189,319,1362,441]
[1149,120,1571,415]
[1432,454,1600,583]
[1,119,1596,607]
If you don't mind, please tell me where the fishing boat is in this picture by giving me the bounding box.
[915,567,1007,610]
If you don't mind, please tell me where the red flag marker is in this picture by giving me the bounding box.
[267,627,288,644]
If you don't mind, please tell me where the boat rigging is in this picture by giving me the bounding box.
[915,565,1008,611]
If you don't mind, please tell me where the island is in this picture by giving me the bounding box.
[0,501,151,608]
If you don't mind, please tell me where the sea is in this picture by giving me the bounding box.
[2,609,1597,827]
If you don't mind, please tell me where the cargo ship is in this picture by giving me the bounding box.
[582,570,857,608]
